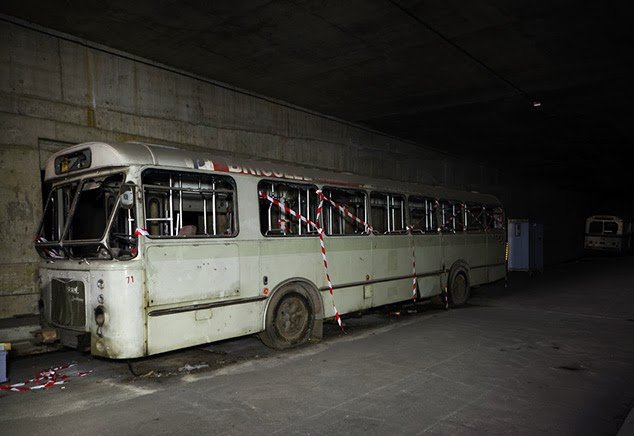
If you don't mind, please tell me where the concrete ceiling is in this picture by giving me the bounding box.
[3,0,633,196]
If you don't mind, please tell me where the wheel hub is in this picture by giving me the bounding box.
[274,295,309,343]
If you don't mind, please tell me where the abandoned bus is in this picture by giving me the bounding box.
[35,141,506,359]
[584,215,632,254]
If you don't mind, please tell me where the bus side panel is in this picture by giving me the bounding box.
[259,238,321,295]
[146,301,264,355]
[371,235,413,306]
[441,232,466,273]
[318,237,372,316]
[464,233,488,286]
[145,243,240,306]
[487,231,506,282]
[415,234,442,298]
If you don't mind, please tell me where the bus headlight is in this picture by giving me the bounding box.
[94,305,107,326]
[94,305,107,337]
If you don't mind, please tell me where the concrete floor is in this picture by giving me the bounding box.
[1,256,633,435]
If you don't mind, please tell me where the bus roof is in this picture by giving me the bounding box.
[45,141,501,205]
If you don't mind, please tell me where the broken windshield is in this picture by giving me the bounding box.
[36,173,138,260]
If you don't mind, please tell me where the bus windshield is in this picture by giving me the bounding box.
[36,173,137,260]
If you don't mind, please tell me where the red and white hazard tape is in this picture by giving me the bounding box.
[465,207,507,244]
[406,226,417,301]
[315,197,344,330]
[259,191,345,331]
[316,190,373,233]
[0,363,91,392]
[259,192,319,231]
[465,207,488,232]
[260,189,466,328]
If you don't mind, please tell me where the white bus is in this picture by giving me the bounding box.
[584,215,632,254]
[35,141,506,359]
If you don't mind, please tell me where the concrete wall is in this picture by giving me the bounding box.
[0,20,585,319]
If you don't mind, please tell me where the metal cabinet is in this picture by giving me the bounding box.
[507,219,543,272]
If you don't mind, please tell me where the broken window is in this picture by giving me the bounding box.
[36,173,137,260]
[485,206,505,230]
[39,181,79,244]
[465,203,486,232]
[142,170,237,237]
[438,200,464,233]
[370,192,405,234]
[258,180,318,236]
[408,196,438,233]
[321,188,367,235]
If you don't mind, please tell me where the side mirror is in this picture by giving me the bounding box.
[120,183,135,209]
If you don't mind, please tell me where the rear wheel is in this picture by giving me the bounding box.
[259,285,314,349]
[449,272,470,307]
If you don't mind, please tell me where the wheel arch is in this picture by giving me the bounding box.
[261,277,324,342]
[447,260,471,287]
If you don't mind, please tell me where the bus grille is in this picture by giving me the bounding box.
[51,279,86,329]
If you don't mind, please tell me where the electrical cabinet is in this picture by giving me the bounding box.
[507,219,543,272]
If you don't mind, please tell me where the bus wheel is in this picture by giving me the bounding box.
[260,286,314,349]
[449,272,470,307]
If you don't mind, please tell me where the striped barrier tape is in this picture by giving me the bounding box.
[315,197,344,330]
[259,192,319,231]
[316,190,373,234]
[466,207,488,233]
[261,190,480,326]
[406,225,417,301]
[0,363,91,392]
[465,208,507,244]
[259,191,344,331]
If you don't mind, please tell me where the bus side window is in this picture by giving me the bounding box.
[485,206,505,230]
[439,200,458,233]
[258,180,318,236]
[370,192,405,234]
[142,169,237,237]
[454,201,465,232]
[408,196,437,232]
[465,203,485,232]
[321,188,367,235]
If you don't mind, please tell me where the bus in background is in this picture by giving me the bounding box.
[584,215,632,254]
[35,141,506,359]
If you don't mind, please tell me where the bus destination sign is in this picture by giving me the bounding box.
[54,149,92,175]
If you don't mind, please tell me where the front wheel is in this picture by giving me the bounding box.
[259,286,314,349]
[449,272,470,307]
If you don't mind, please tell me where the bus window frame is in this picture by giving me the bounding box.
[369,191,406,235]
[407,195,439,234]
[258,179,320,237]
[141,168,239,239]
[321,186,369,237]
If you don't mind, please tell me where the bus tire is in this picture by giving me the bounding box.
[449,270,470,307]
[259,284,315,350]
